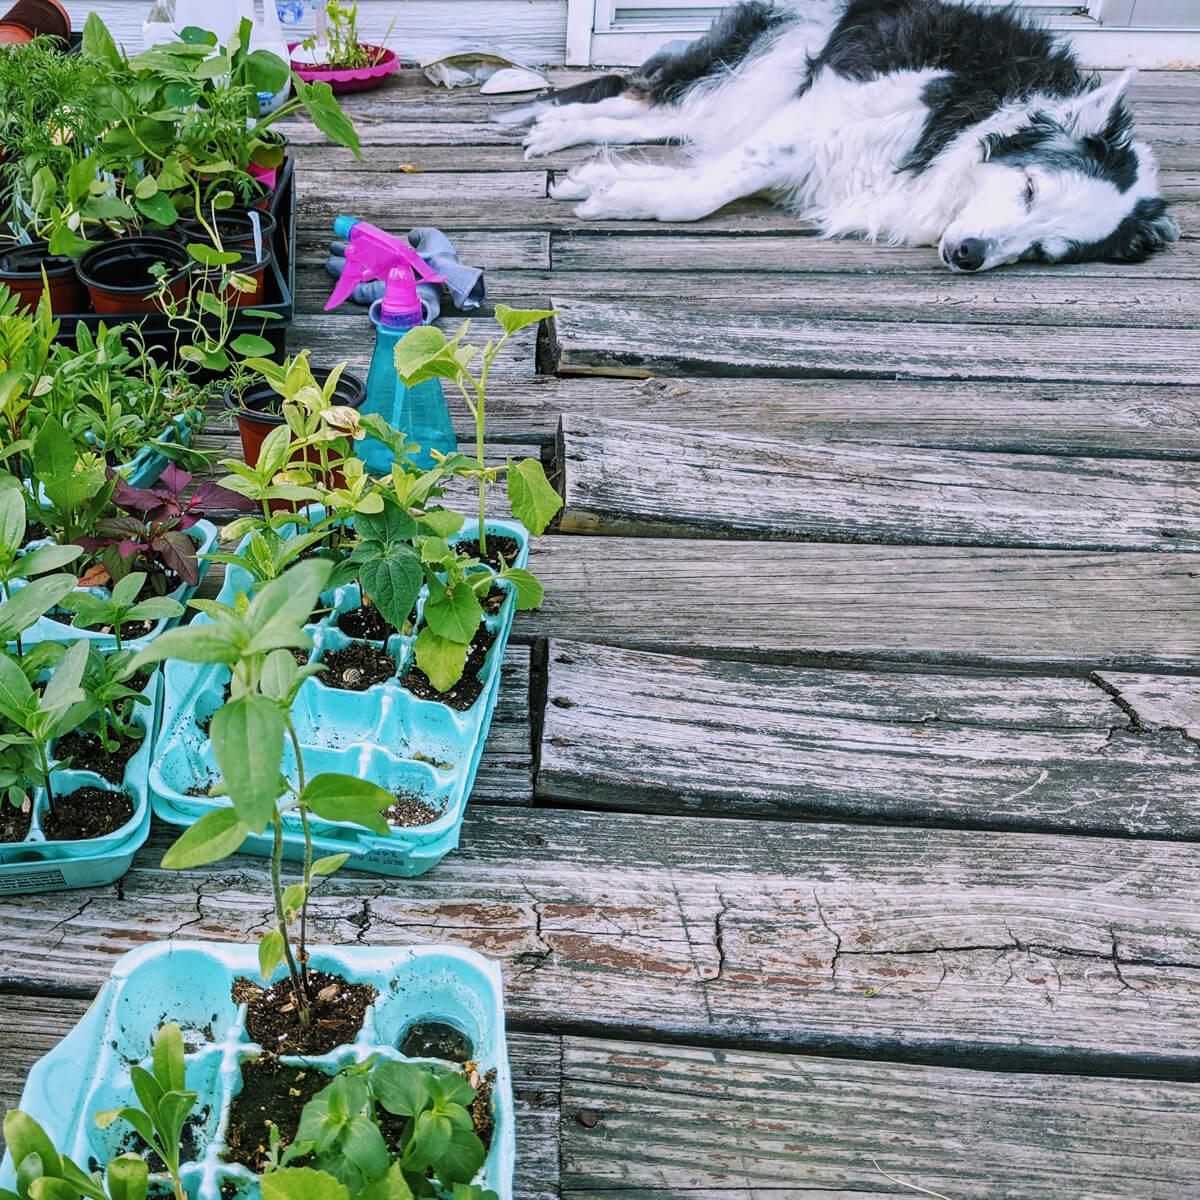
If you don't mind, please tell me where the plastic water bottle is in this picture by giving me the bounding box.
[142,0,178,49]
[362,267,457,473]
[276,0,303,22]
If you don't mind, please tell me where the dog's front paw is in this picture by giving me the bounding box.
[574,182,662,220]
[524,119,578,159]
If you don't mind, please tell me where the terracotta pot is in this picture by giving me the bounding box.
[0,0,68,43]
[223,367,366,471]
[0,240,84,313]
[76,236,191,315]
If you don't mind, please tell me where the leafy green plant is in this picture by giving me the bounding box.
[0,640,97,813]
[62,572,183,652]
[28,421,117,552]
[301,1,392,70]
[0,289,56,481]
[0,1111,149,1200]
[94,1024,197,1200]
[74,648,151,758]
[261,1058,496,1200]
[131,560,394,1032]
[393,306,563,558]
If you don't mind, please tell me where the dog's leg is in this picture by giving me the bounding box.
[550,156,682,200]
[566,104,812,221]
[523,104,685,159]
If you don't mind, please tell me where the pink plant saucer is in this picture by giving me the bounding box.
[288,44,400,94]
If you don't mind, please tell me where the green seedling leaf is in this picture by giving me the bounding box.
[211,695,286,832]
[0,575,78,643]
[0,487,22,550]
[231,333,275,357]
[423,582,482,644]
[355,544,422,635]
[312,853,349,876]
[492,304,556,336]
[187,243,241,269]
[259,926,286,980]
[506,458,562,536]
[357,1162,415,1200]
[93,1106,154,1146]
[3,1112,62,1183]
[414,626,468,693]
[161,806,249,869]
[435,1127,487,1186]
[152,1023,187,1093]
[105,1155,150,1200]
[130,625,241,671]
[261,1168,351,1200]
[298,774,393,835]
[0,651,35,722]
[370,1061,433,1118]
[12,544,82,578]
[495,567,542,610]
[135,190,179,226]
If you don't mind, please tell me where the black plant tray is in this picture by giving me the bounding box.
[51,156,297,362]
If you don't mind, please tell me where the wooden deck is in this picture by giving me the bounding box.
[4,68,1200,1197]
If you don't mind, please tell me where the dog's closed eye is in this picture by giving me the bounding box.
[1023,174,1036,210]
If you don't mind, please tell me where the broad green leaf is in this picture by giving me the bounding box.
[506,458,562,536]
[31,167,57,215]
[370,1061,432,1118]
[407,1111,452,1170]
[186,243,240,269]
[16,543,83,578]
[231,333,275,357]
[0,576,81,642]
[82,12,122,67]
[281,883,306,913]
[245,559,332,646]
[161,806,248,869]
[355,499,417,546]
[134,175,158,200]
[340,1113,390,1178]
[259,926,286,980]
[416,508,464,539]
[423,582,482,644]
[152,1022,187,1093]
[129,625,241,671]
[126,596,185,623]
[393,325,449,381]
[111,572,146,610]
[357,1162,414,1200]
[493,304,556,337]
[0,651,34,721]
[414,626,468,693]
[2,1112,62,1181]
[261,1168,351,1200]
[211,695,286,832]
[356,544,422,634]
[293,77,361,156]
[0,487,22,550]
[40,639,89,713]
[435,1127,487,1186]
[312,853,349,876]
[496,567,542,610]
[105,1154,149,1200]
[93,1106,154,1146]
[298,774,392,835]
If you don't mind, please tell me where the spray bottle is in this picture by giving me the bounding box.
[325,217,457,472]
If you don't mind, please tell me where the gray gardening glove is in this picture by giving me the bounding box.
[324,238,437,320]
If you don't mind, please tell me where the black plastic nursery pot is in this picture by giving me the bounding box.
[222,367,367,469]
[0,239,84,313]
[176,208,278,254]
[75,235,191,315]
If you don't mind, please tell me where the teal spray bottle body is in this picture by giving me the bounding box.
[361,265,458,472]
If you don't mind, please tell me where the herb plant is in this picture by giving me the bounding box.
[62,572,184,652]
[301,1,391,70]
[0,1111,150,1200]
[94,1024,197,1200]
[393,306,563,559]
[131,560,394,1033]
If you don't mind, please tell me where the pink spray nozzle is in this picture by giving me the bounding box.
[325,218,445,312]
[380,265,425,328]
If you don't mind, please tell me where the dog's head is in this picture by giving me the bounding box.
[938,70,1179,272]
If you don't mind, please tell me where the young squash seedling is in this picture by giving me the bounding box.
[392,306,563,559]
[131,560,394,1034]
[94,1023,198,1200]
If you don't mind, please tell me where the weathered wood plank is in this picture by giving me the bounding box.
[557,415,1200,551]
[417,374,1200,460]
[560,1037,1200,1199]
[538,640,1200,837]
[1094,671,1200,743]
[297,263,1200,329]
[0,995,561,1200]
[3,810,1200,1074]
[549,297,1200,383]
[299,230,550,272]
[551,229,1200,275]
[473,648,532,806]
[517,538,1200,672]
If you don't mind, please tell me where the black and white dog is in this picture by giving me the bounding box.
[500,0,1179,271]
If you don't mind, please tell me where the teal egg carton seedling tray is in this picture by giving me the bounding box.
[0,941,516,1200]
[0,670,160,894]
[149,520,529,877]
[9,521,218,654]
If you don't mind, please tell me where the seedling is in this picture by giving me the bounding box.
[94,1023,198,1200]
[0,1110,149,1200]
[393,306,563,558]
[131,560,394,1032]
[77,648,152,757]
[62,572,183,652]
[261,1058,496,1200]
[0,640,97,811]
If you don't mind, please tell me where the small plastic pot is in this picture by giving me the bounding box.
[0,0,69,43]
[175,208,277,255]
[289,44,399,93]
[76,236,190,315]
[223,367,366,468]
[0,240,84,314]
[192,249,271,307]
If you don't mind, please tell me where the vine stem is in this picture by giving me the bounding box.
[270,817,309,1028]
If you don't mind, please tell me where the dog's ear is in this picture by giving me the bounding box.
[1061,68,1137,139]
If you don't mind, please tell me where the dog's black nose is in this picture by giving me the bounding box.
[950,238,986,271]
